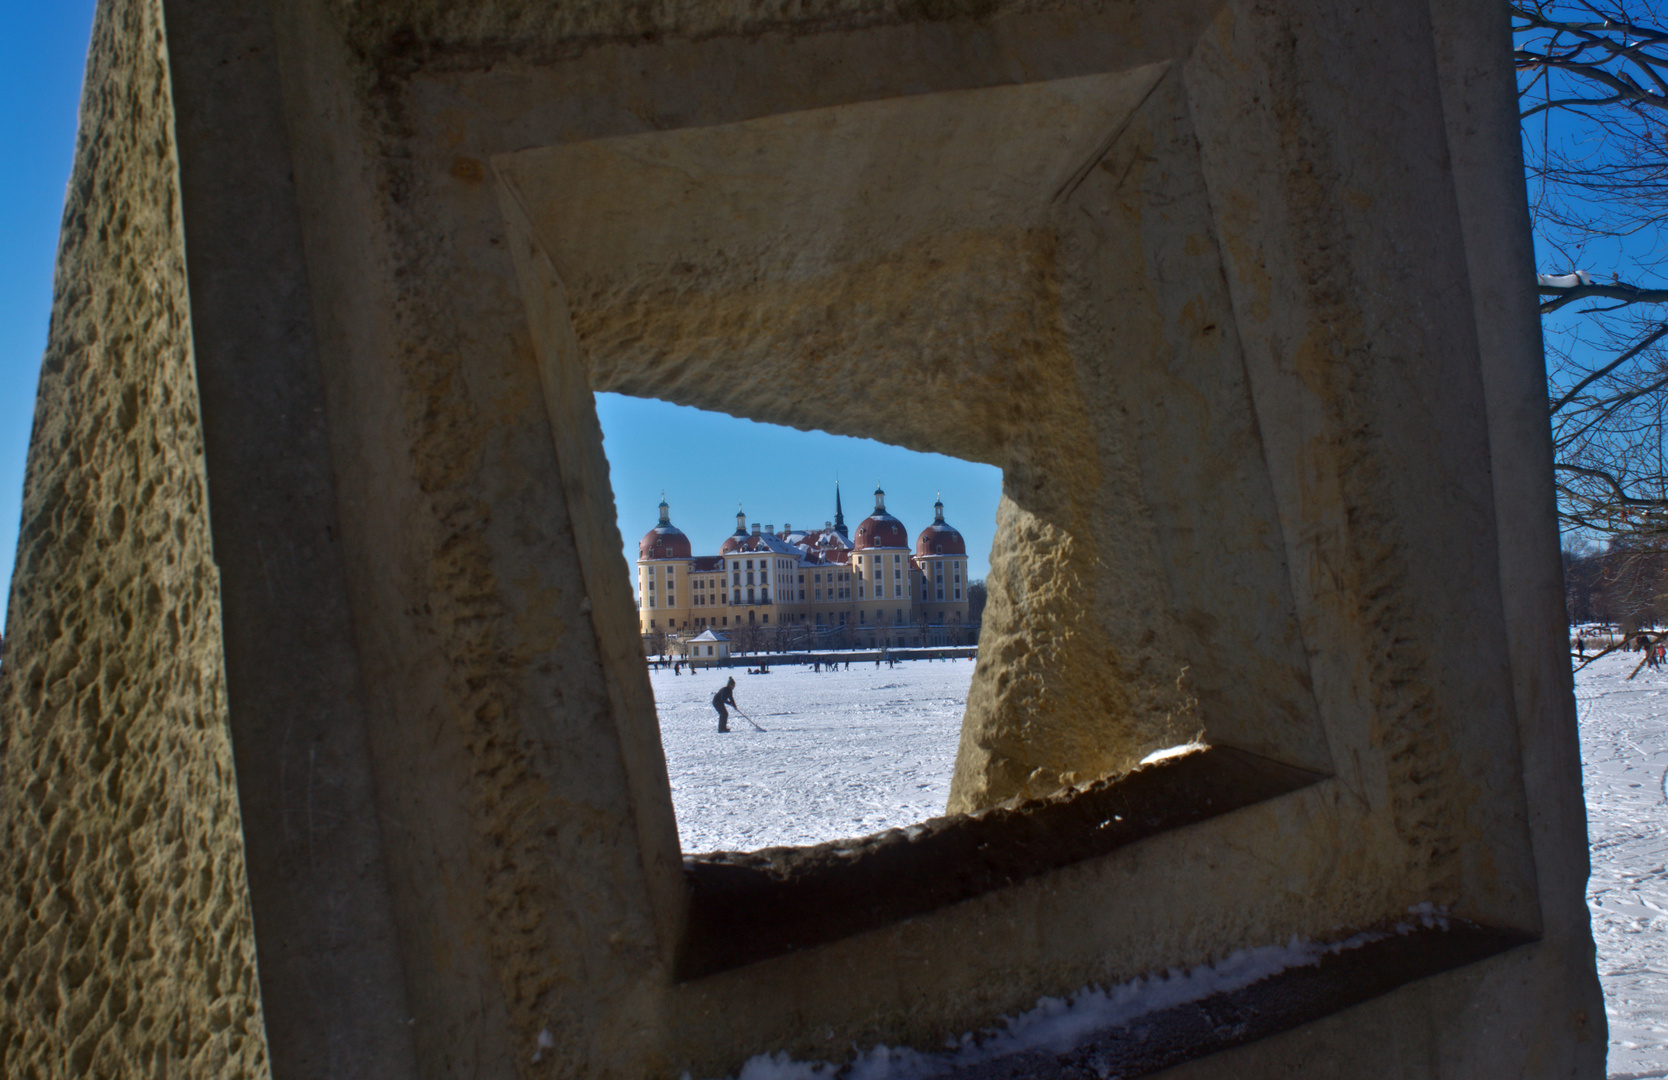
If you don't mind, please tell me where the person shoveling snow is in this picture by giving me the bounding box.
[710,676,765,732]
[712,677,737,733]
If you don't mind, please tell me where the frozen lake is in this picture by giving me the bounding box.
[1574,648,1668,1076]
[651,659,973,853]
[654,650,1664,1074]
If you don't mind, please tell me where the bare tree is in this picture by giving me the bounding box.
[731,621,762,655]
[1516,1,1668,541]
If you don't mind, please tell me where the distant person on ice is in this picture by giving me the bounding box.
[712,677,738,733]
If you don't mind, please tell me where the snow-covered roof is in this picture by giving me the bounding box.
[690,629,728,642]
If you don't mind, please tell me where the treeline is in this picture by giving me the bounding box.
[1564,544,1668,628]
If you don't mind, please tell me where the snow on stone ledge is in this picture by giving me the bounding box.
[1137,742,1209,767]
[709,905,1453,1080]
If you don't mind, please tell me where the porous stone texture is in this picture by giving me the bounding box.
[498,70,1213,806]
[1,0,1605,1077]
[0,0,269,1076]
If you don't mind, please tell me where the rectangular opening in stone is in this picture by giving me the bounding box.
[597,391,999,854]
[492,72,1342,982]
[588,394,1328,984]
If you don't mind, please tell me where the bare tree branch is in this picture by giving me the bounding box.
[1516,0,1668,545]
[1549,322,1668,410]
[1540,281,1668,312]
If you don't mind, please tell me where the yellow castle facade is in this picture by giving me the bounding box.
[635,485,973,648]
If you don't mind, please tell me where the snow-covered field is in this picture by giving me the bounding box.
[652,659,972,853]
[653,652,1667,1075]
[1575,649,1668,1077]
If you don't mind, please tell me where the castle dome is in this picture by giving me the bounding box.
[916,496,966,557]
[638,497,692,560]
[853,484,909,550]
[719,507,750,554]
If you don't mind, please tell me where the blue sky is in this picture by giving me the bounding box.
[597,394,999,581]
[2,5,997,619]
[1,3,96,617]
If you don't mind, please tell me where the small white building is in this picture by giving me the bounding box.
[684,629,731,668]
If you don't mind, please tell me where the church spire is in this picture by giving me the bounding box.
[834,481,848,539]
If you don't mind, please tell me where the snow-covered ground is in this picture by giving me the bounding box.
[652,659,972,853]
[653,652,1667,1075]
[1575,649,1668,1077]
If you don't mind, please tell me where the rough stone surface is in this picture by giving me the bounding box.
[0,0,269,1076]
[498,72,1214,805]
[0,0,1605,1077]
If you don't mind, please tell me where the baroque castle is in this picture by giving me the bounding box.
[636,484,972,647]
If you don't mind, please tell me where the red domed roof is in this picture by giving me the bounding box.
[853,485,909,549]
[854,514,909,549]
[639,499,691,560]
[640,525,690,560]
[720,509,753,554]
[915,499,966,556]
[916,523,965,557]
